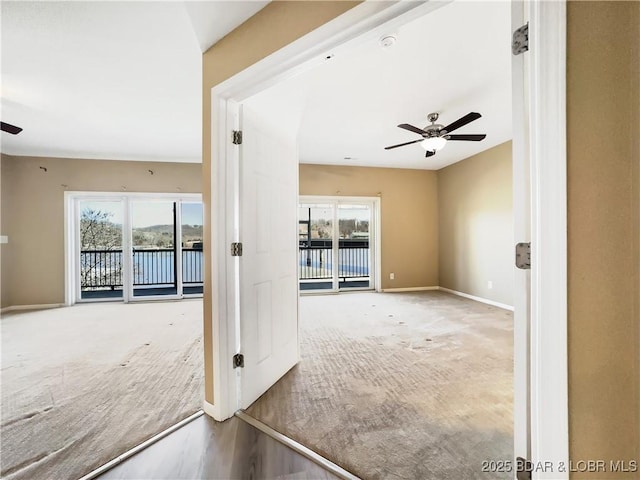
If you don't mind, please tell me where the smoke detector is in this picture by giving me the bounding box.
[379,35,397,48]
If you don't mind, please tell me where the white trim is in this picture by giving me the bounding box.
[76,410,204,480]
[207,97,240,421]
[527,1,568,477]
[0,303,64,314]
[236,411,360,480]
[64,192,75,306]
[374,198,382,293]
[511,0,531,465]
[202,399,216,419]
[438,287,514,311]
[381,286,439,293]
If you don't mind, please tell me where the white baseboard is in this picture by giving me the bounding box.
[437,287,514,311]
[381,286,439,293]
[0,303,64,314]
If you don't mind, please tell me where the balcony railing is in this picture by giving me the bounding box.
[299,239,370,281]
[80,248,203,290]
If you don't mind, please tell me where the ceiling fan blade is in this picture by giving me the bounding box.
[445,134,487,141]
[398,123,428,135]
[425,150,436,158]
[1,122,23,135]
[384,138,424,150]
[440,112,481,134]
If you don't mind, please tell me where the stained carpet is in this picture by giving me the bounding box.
[246,291,513,480]
[0,300,203,480]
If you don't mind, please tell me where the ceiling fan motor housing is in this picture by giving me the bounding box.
[423,124,444,137]
[424,113,443,137]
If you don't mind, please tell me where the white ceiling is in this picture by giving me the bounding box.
[1,1,511,169]
[0,1,267,162]
[247,0,512,170]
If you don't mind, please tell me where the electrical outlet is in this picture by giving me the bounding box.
[390,273,395,280]
[488,280,493,289]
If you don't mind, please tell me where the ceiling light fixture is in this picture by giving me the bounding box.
[421,136,447,151]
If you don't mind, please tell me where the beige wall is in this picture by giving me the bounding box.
[566,1,640,476]
[300,164,439,290]
[0,154,201,308]
[202,1,360,403]
[203,0,640,465]
[437,142,513,306]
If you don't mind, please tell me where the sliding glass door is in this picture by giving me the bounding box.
[131,200,178,298]
[337,204,371,290]
[180,202,204,295]
[298,198,376,293]
[298,203,334,291]
[79,199,125,300]
[73,194,203,303]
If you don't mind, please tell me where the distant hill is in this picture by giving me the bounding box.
[135,224,203,236]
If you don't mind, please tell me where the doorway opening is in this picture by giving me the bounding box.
[208,0,567,475]
[234,2,513,477]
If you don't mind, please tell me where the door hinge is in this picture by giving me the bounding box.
[512,23,529,55]
[231,242,243,257]
[232,130,243,145]
[516,457,532,480]
[233,353,244,368]
[515,242,531,269]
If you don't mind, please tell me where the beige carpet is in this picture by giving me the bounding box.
[247,291,513,480]
[0,300,204,480]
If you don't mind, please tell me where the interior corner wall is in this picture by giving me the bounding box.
[567,1,640,475]
[201,0,361,405]
[299,164,439,290]
[437,141,513,306]
[0,154,201,309]
[1,155,10,308]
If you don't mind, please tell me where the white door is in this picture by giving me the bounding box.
[238,103,300,408]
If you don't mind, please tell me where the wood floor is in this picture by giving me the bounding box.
[99,414,341,480]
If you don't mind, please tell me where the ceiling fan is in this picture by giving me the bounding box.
[1,122,23,135]
[384,112,486,157]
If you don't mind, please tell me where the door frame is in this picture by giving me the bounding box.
[64,191,203,305]
[298,195,381,293]
[208,1,568,475]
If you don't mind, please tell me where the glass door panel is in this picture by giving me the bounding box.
[131,201,177,298]
[298,204,334,291]
[79,200,125,300]
[338,204,371,290]
[181,202,204,295]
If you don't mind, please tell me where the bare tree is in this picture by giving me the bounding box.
[80,209,122,289]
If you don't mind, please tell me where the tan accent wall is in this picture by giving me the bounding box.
[0,154,201,308]
[202,1,360,404]
[437,142,513,306]
[567,1,640,475]
[299,164,439,290]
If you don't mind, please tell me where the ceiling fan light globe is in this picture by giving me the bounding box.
[421,136,447,151]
